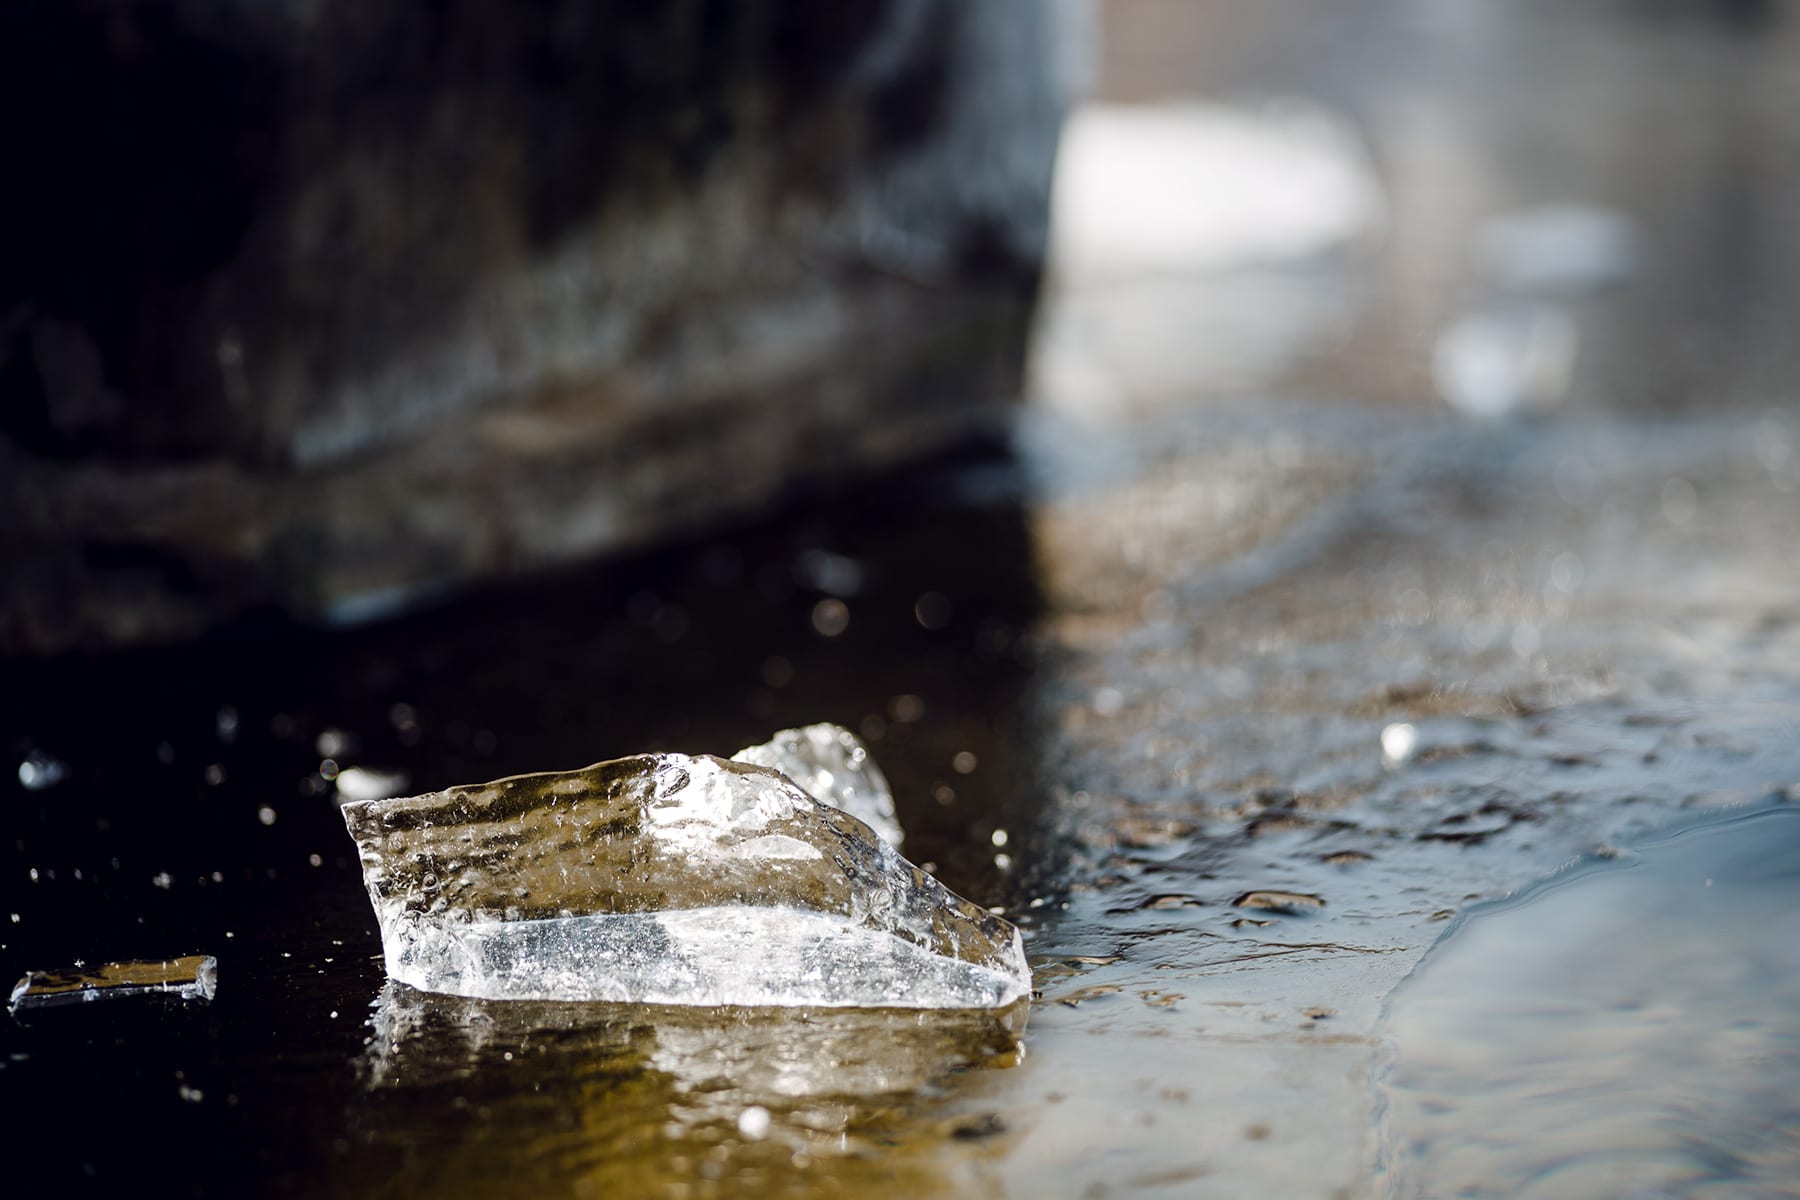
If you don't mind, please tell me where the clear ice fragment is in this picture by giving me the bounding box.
[8,955,218,1012]
[340,744,1028,1009]
[732,723,903,847]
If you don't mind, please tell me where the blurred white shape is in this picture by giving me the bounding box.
[315,728,355,758]
[1029,271,1354,418]
[17,752,66,792]
[1475,204,1640,296]
[1031,98,1381,422]
[1381,722,1419,767]
[334,766,412,803]
[1050,101,1385,279]
[736,1105,772,1140]
[1433,307,1577,419]
[791,549,864,598]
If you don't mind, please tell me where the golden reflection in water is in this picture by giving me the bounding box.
[342,984,1028,1198]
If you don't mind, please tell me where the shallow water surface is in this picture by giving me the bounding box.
[1381,805,1800,1199]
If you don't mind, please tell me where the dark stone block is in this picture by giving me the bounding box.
[0,0,1077,651]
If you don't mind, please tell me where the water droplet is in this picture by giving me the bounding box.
[889,693,926,723]
[1549,551,1585,593]
[737,1105,771,1140]
[811,598,850,638]
[17,753,66,792]
[1382,722,1419,766]
[914,591,952,630]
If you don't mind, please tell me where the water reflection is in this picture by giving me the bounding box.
[346,984,1027,1198]
[1380,804,1800,1198]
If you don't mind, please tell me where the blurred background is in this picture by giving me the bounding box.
[6,1,1800,1196]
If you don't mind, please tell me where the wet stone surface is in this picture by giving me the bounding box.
[8,1,1800,1195]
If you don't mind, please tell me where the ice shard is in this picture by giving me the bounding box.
[8,955,218,1012]
[732,724,903,847]
[340,747,1029,1009]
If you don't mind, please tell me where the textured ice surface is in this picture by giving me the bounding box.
[8,955,218,1012]
[732,724,903,847]
[341,746,1027,1008]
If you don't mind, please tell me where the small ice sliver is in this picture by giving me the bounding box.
[339,732,1030,1009]
[9,954,218,1013]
